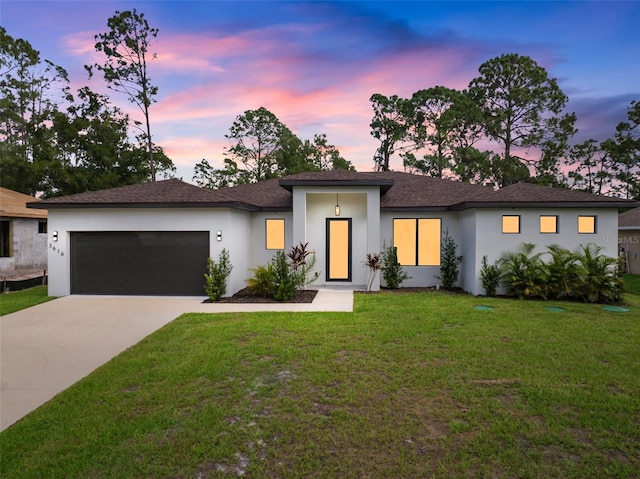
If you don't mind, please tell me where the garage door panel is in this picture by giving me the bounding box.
[71,231,209,295]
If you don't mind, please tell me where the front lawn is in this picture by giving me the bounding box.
[0,285,55,316]
[1,291,639,478]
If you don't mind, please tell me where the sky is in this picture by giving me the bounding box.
[2,0,639,182]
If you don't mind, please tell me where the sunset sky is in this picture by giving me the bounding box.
[3,1,639,181]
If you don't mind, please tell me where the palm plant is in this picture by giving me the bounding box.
[498,243,546,299]
[574,243,622,303]
[543,245,579,299]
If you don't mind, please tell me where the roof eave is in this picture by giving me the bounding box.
[29,201,262,211]
[279,179,394,193]
[451,201,639,210]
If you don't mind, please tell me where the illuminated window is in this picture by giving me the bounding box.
[393,218,441,266]
[578,215,596,234]
[502,215,520,234]
[265,219,285,250]
[540,216,558,234]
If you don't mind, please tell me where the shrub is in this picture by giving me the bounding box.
[543,245,579,299]
[438,229,462,290]
[480,255,501,297]
[288,242,318,290]
[497,243,545,299]
[363,252,383,292]
[204,248,233,301]
[574,243,623,303]
[382,245,410,289]
[272,250,297,301]
[246,264,275,297]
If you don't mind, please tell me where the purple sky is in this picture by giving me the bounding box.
[3,1,639,181]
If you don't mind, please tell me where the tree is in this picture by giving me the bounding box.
[194,107,352,188]
[369,93,412,171]
[567,139,613,195]
[469,53,575,187]
[602,100,640,199]
[87,9,159,181]
[0,27,69,195]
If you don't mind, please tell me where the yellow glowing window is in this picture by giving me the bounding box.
[540,216,558,234]
[418,219,441,266]
[265,219,285,249]
[502,215,520,234]
[393,218,441,266]
[393,219,417,266]
[578,215,596,234]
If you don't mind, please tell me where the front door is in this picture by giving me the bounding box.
[326,218,352,281]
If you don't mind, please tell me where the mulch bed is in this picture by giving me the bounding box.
[205,288,318,304]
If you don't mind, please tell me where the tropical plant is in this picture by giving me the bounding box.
[497,243,546,299]
[246,264,275,297]
[363,252,383,292]
[204,248,232,301]
[437,229,462,290]
[288,242,318,290]
[480,256,501,297]
[543,244,579,299]
[574,243,623,303]
[382,245,410,289]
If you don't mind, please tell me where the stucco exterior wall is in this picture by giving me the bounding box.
[0,217,47,276]
[380,211,461,289]
[46,208,248,297]
[468,207,620,295]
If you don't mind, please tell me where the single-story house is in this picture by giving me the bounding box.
[619,207,640,274]
[28,171,639,297]
[1,187,48,278]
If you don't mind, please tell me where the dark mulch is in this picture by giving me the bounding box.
[204,288,318,304]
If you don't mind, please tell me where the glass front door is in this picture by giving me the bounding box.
[326,218,352,281]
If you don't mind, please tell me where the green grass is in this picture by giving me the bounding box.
[1,291,639,478]
[0,285,55,316]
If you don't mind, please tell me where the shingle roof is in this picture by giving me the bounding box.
[619,207,640,227]
[1,187,47,218]
[27,179,239,209]
[28,172,639,211]
[453,182,638,209]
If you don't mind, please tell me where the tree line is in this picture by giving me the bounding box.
[2,11,637,199]
[369,53,639,199]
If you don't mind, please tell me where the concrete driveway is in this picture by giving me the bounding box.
[0,290,353,431]
[0,296,208,431]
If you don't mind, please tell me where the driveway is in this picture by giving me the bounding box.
[0,290,353,431]
[0,296,207,431]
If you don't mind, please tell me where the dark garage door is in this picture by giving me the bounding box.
[71,231,209,295]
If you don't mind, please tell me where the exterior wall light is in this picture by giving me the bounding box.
[216,230,222,241]
[52,231,58,242]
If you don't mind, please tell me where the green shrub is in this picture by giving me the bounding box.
[382,245,410,289]
[438,229,462,290]
[247,264,275,297]
[204,248,233,301]
[574,243,623,303]
[272,250,297,301]
[480,255,501,297]
[498,243,545,299]
[543,245,579,299]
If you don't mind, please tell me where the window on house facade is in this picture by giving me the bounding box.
[38,220,47,234]
[393,218,441,266]
[0,219,11,257]
[502,215,520,234]
[578,215,596,234]
[539,215,558,234]
[265,218,285,250]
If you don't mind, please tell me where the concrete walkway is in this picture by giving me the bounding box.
[0,289,353,431]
